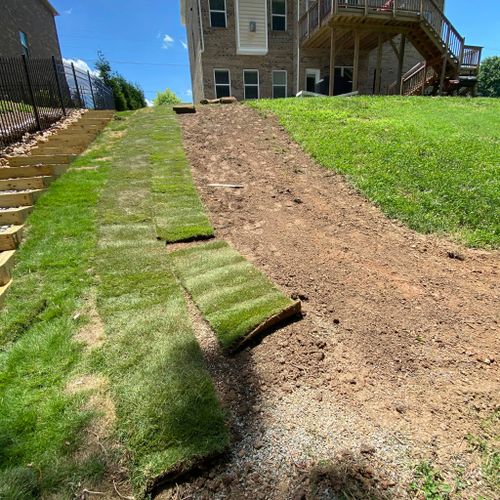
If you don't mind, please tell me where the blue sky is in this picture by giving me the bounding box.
[51,0,500,104]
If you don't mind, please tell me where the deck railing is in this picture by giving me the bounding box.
[299,0,473,70]
[462,45,482,69]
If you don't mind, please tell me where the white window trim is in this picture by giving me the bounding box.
[335,66,354,78]
[235,0,269,56]
[209,0,227,28]
[272,70,287,98]
[305,68,320,86]
[243,69,260,100]
[271,0,287,31]
[214,68,231,98]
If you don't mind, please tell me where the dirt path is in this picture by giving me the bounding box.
[159,104,499,499]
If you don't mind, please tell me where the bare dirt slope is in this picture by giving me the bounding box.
[160,104,499,499]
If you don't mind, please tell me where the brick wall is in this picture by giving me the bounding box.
[0,0,62,59]
[199,0,298,100]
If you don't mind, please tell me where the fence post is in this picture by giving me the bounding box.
[71,62,84,108]
[87,71,97,109]
[52,56,66,116]
[21,55,42,131]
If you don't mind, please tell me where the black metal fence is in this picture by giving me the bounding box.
[0,55,114,148]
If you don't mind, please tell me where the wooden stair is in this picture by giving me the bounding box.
[0,110,114,307]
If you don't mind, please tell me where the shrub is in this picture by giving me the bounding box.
[478,56,500,98]
[153,88,182,106]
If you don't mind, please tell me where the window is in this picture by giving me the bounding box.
[271,0,286,31]
[243,70,259,100]
[214,69,231,98]
[209,0,227,28]
[19,31,29,57]
[305,69,320,92]
[272,70,287,98]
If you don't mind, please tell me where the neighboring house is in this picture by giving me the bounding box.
[181,0,481,102]
[0,0,62,59]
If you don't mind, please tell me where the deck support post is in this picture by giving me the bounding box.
[329,28,336,96]
[375,34,383,95]
[397,34,406,95]
[439,29,451,95]
[352,30,360,92]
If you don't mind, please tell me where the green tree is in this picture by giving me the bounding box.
[95,52,146,110]
[153,88,182,106]
[478,56,500,98]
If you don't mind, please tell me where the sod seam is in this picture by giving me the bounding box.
[169,240,301,353]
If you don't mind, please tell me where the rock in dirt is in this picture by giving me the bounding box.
[173,104,196,114]
[220,96,238,104]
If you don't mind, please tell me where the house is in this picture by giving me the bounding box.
[0,0,62,59]
[181,0,482,102]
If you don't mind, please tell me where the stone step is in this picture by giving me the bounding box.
[6,154,76,167]
[0,164,64,179]
[0,225,24,251]
[32,145,87,155]
[0,250,15,286]
[0,189,45,208]
[0,206,33,225]
[0,279,13,308]
[0,176,53,191]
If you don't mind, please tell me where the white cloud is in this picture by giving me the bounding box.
[146,99,154,107]
[180,40,188,49]
[186,90,192,97]
[162,34,174,49]
[63,58,99,77]
[64,8,73,14]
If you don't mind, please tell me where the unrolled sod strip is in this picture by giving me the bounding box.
[169,241,301,353]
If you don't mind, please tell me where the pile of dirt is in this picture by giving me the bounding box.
[158,104,498,499]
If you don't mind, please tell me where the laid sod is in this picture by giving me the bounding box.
[249,97,500,248]
[0,117,124,498]
[150,107,214,242]
[169,241,300,352]
[95,108,228,494]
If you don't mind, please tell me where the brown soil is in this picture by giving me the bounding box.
[158,104,499,499]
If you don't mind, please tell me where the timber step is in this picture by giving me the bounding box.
[6,154,76,167]
[0,176,53,191]
[0,206,33,225]
[0,190,45,208]
[0,250,15,286]
[0,279,13,307]
[0,165,64,179]
[0,225,24,251]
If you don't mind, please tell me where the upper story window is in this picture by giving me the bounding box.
[209,0,227,28]
[19,31,29,57]
[214,69,231,98]
[272,0,286,31]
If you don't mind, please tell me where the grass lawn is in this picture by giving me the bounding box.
[249,97,500,248]
[170,241,298,352]
[95,108,228,494]
[0,117,125,498]
[150,108,214,242]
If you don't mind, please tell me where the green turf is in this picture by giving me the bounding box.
[0,116,125,498]
[149,107,214,242]
[95,108,228,494]
[169,241,297,351]
[249,97,500,248]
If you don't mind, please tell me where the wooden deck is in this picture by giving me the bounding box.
[299,0,482,95]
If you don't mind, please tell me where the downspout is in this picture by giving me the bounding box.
[296,0,300,94]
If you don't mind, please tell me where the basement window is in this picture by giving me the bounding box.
[214,69,231,98]
[272,70,287,98]
[209,0,227,28]
[272,0,286,31]
[19,31,29,57]
[243,70,259,100]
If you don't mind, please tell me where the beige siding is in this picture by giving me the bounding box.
[236,0,268,55]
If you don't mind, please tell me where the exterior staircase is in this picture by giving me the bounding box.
[0,110,114,307]
[299,0,482,96]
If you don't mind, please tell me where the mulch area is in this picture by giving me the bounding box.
[158,103,499,499]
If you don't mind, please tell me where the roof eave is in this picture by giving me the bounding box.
[41,0,59,16]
